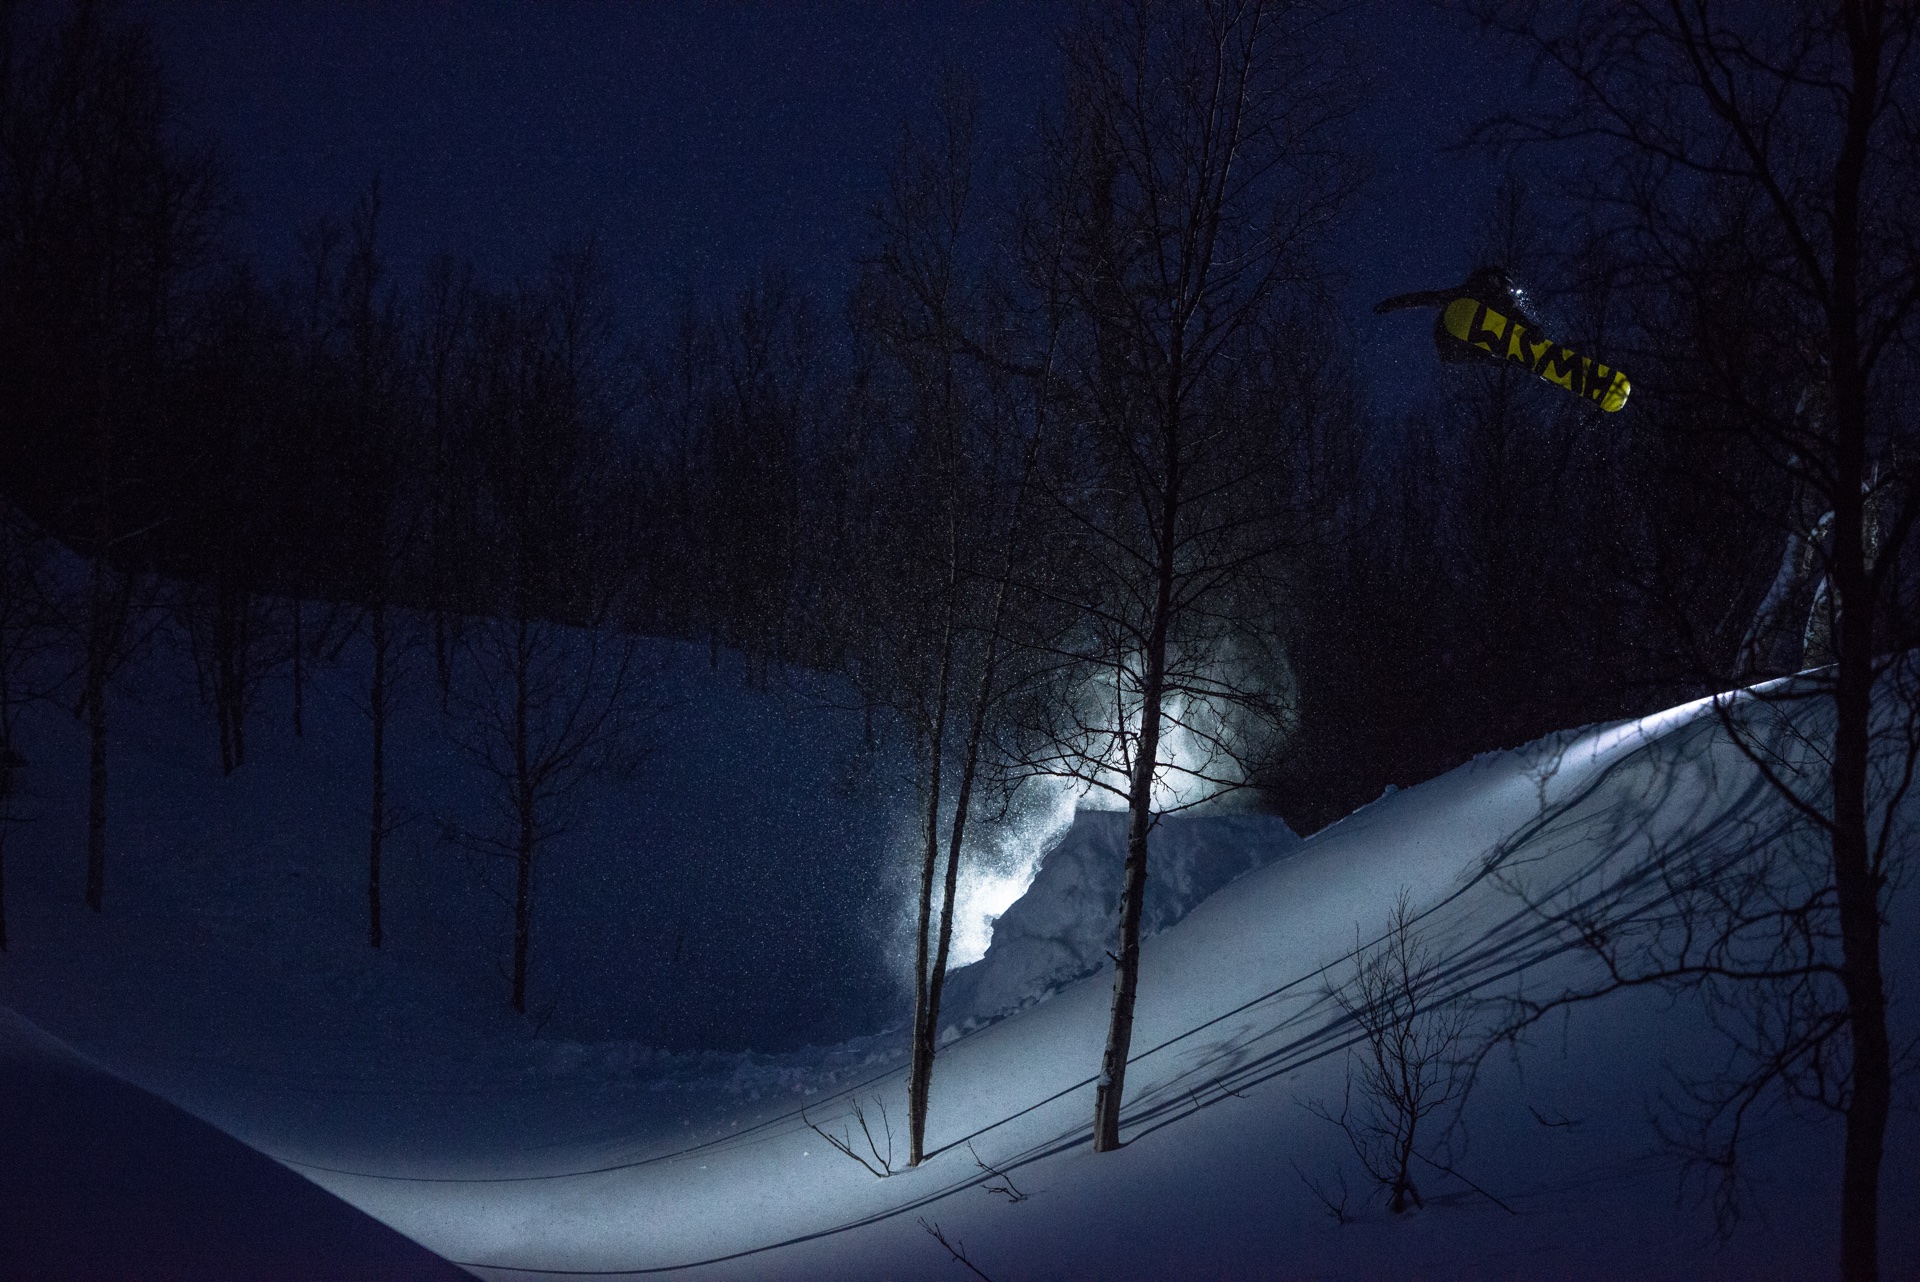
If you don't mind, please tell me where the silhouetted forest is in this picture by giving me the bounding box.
[0,0,1909,844]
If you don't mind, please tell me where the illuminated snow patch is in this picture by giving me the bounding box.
[1574,690,1722,766]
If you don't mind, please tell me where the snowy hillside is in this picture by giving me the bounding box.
[0,1008,473,1280]
[1,633,1916,1279]
[264,686,1912,1282]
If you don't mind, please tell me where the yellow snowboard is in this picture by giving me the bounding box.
[1438,295,1630,412]
[1375,270,1631,413]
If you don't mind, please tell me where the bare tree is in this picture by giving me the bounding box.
[856,74,986,1169]
[172,263,297,776]
[450,248,650,1013]
[703,270,819,684]
[335,180,416,951]
[289,216,348,731]
[1469,4,1920,1275]
[1310,889,1481,1216]
[804,1095,898,1178]
[1026,0,1357,1152]
[416,250,476,706]
[453,610,643,1013]
[640,299,727,666]
[849,69,1067,1167]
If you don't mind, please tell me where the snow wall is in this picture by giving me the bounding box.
[937,807,1301,1037]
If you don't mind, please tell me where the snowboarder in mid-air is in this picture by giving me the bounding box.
[1375,267,1631,412]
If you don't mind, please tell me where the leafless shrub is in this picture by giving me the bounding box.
[1292,1158,1355,1226]
[1310,888,1484,1215]
[967,1140,1028,1203]
[919,1217,996,1281]
[805,1095,897,1178]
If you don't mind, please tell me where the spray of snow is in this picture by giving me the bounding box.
[888,642,1296,978]
[944,777,1080,967]
[930,689,1242,974]
[883,769,1082,983]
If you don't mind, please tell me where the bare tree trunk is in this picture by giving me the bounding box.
[916,570,1014,1163]
[217,582,249,772]
[215,586,235,774]
[1829,13,1888,1271]
[1392,1116,1421,1213]
[216,687,233,773]
[911,411,1045,1162]
[368,598,387,949]
[1094,453,1178,1152]
[85,658,108,913]
[907,610,955,1166]
[1832,533,1887,1282]
[292,598,304,737]
[434,610,452,706]
[83,555,113,914]
[1093,625,1166,1151]
[512,614,533,1014]
[0,770,11,951]
[1830,207,1886,1282]
[513,799,533,1014]
[237,596,250,766]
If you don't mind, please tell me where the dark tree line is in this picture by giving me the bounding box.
[0,0,214,912]
[0,2,662,1003]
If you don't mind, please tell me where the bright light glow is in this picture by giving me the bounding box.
[1066,646,1296,813]
[1073,687,1242,811]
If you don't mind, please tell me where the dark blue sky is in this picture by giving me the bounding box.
[139,0,1523,403]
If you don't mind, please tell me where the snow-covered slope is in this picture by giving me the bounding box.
[0,1007,473,1281]
[0,629,919,1064]
[290,689,1916,1281]
[1,621,1915,1279]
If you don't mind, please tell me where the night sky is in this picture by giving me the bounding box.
[136,0,1519,409]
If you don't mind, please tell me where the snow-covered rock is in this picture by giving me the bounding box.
[937,807,1301,1036]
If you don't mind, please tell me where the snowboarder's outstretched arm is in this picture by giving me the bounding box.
[1372,289,1456,314]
